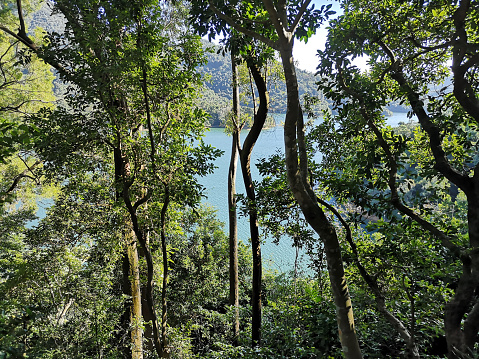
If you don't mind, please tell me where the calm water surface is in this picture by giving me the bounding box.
[198,118,294,272]
[198,112,412,272]
[33,113,411,272]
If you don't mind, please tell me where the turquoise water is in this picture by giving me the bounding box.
[198,119,298,272]
[32,112,411,272]
[198,112,413,272]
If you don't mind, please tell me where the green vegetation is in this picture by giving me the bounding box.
[0,0,478,358]
[198,45,329,126]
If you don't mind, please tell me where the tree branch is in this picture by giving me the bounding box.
[207,1,280,50]
[262,0,288,42]
[316,195,420,358]
[288,0,311,34]
[16,0,31,43]
[451,0,479,123]
[0,25,38,52]
[0,2,65,73]
[0,159,42,201]
[336,59,465,258]
[406,35,453,52]
[376,40,474,195]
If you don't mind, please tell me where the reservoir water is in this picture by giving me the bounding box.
[198,112,412,272]
[32,112,411,272]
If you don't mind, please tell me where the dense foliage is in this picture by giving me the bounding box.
[0,0,478,358]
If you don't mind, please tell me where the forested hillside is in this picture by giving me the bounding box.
[0,1,478,359]
[198,44,329,126]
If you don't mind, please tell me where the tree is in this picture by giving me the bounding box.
[190,1,363,357]
[167,205,253,356]
[238,59,269,346]
[228,49,241,343]
[211,34,274,346]
[1,1,219,357]
[316,0,479,356]
[0,169,127,358]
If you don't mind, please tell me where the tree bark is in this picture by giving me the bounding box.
[113,146,141,359]
[228,52,240,344]
[160,186,171,357]
[444,198,479,357]
[278,42,363,359]
[125,229,144,359]
[320,198,420,358]
[387,56,479,358]
[239,63,269,347]
[123,191,164,358]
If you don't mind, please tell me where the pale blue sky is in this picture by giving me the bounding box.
[293,0,341,73]
[293,0,369,73]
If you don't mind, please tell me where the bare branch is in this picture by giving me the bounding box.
[1,159,42,201]
[0,25,38,52]
[0,3,66,73]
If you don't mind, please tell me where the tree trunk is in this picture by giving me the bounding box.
[119,245,133,358]
[123,196,164,358]
[278,44,363,359]
[141,238,155,354]
[160,187,171,357]
[326,198,419,358]
[239,63,269,347]
[444,198,479,358]
[121,150,163,359]
[388,59,479,358]
[228,51,240,344]
[114,147,142,359]
[125,229,143,359]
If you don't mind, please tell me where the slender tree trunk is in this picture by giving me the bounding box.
[160,186,171,357]
[114,147,142,359]
[278,44,363,359]
[137,195,154,354]
[125,229,144,359]
[228,52,240,344]
[139,61,168,358]
[120,250,133,358]
[141,246,155,353]
[123,194,164,358]
[121,149,164,359]
[239,63,269,347]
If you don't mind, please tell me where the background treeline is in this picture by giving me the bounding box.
[198,43,409,127]
[198,44,328,127]
[0,0,478,359]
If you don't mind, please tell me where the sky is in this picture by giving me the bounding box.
[293,0,370,73]
[292,0,342,73]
